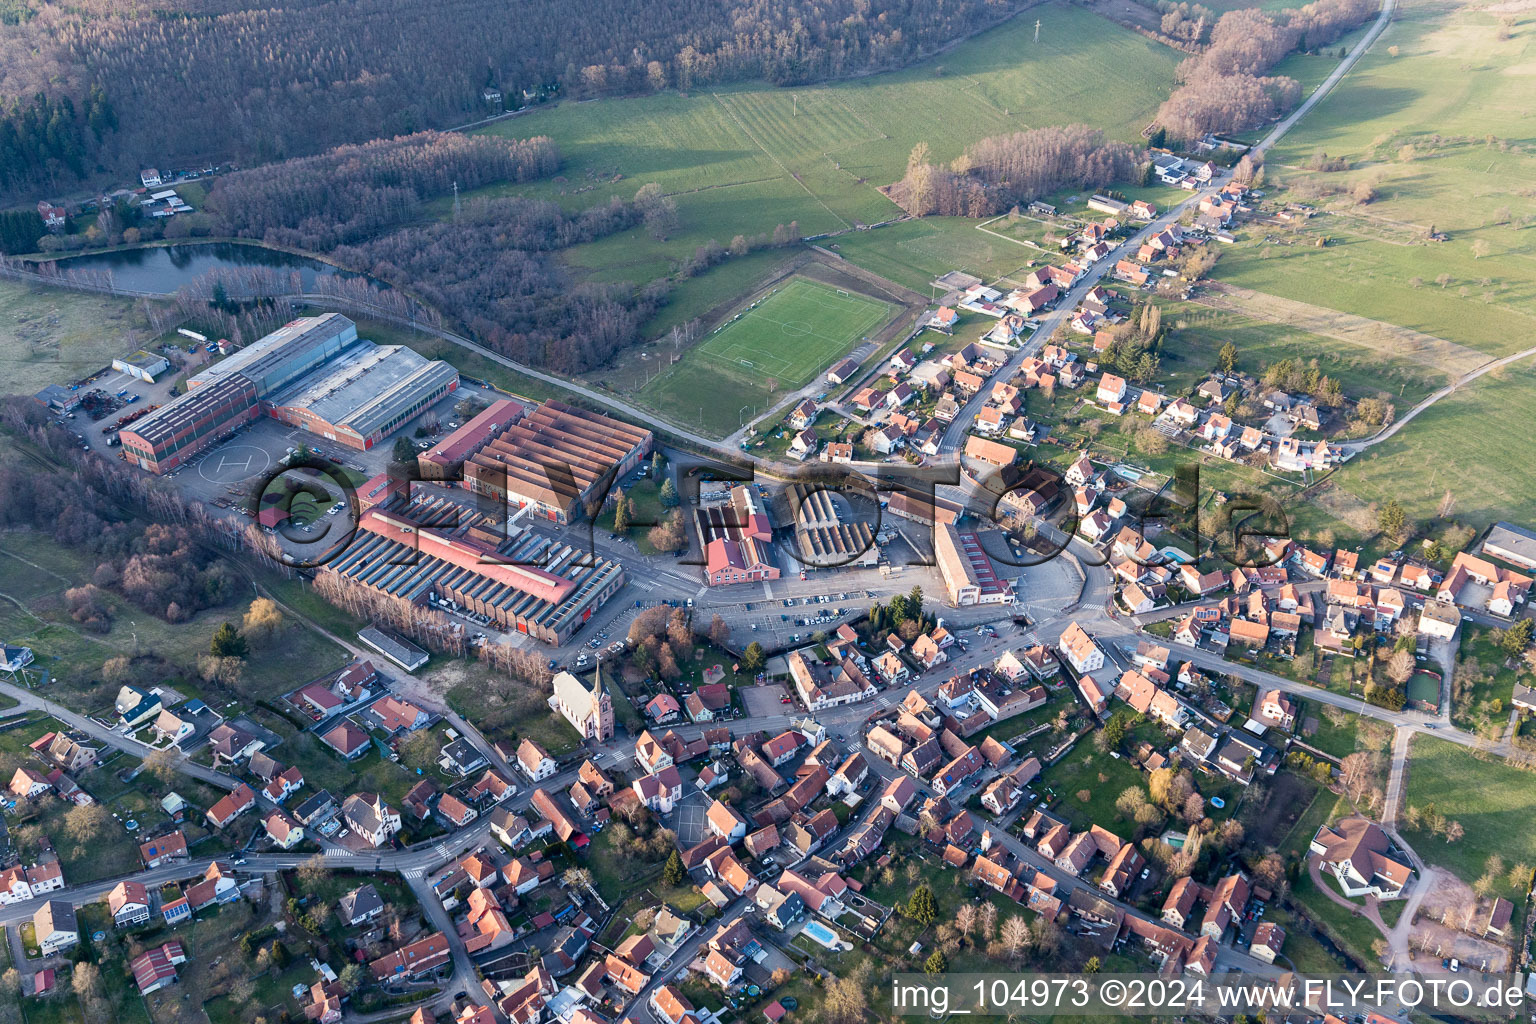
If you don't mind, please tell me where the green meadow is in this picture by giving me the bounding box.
[469,3,1182,331]
[1212,1,1536,360]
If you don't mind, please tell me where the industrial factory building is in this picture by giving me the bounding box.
[418,399,652,524]
[119,314,458,473]
[323,488,626,645]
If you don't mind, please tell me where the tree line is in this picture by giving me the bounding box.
[204,132,559,249]
[1154,0,1378,140]
[0,0,1027,196]
[331,194,657,374]
[893,127,1142,217]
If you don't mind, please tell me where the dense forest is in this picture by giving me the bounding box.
[332,196,659,375]
[0,406,237,625]
[891,127,1142,217]
[1154,0,1377,139]
[0,0,1026,196]
[204,132,559,249]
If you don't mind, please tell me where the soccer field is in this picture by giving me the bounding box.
[694,277,893,386]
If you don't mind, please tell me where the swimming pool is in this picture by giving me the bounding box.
[802,920,841,949]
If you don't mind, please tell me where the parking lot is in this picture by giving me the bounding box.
[740,683,792,717]
[159,390,467,516]
[61,359,188,455]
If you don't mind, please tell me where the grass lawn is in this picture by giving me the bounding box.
[0,530,351,712]
[1210,2,1536,368]
[826,217,1048,293]
[0,278,165,394]
[693,276,892,386]
[639,274,894,435]
[1037,742,1150,841]
[583,827,704,908]
[1279,787,1346,861]
[1239,770,1325,854]
[1291,868,1385,968]
[1329,359,1536,532]
[1399,736,1536,899]
[1450,627,1525,736]
[1259,901,1350,974]
[21,991,86,1024]
[1295,697,1376,760]
[433,658,583,755]
[638,249,798,340]
[1156,298,1443,408]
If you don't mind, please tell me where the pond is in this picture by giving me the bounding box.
[35,241,349,295]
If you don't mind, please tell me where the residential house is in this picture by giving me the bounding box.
[1059,622,1104,673]
[139,831,189,869]
[632,766,684,814]
[1257,689,1296,730]
[516,739,558,781]
[9,768,49,800]
[321,721,371,760]
[206,783,256,829]
[264,810,305,849]
[340,884,385,927]
[1310,817,1413,898]
[1250,921,1285,963]
[706,799,747,842]
[33,900,77,955]
[208,723,262,767]
[109,880,152,928]
[371,696,430,734]
[129,941,187,995]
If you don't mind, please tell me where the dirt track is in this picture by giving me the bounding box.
[1195,281,1488,378]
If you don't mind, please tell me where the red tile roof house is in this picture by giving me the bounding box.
[516,738,558,781]
[706,799,748,842]
[371,696,431,734]
[437,793,478,827]
[206,783,256,829]
[293,681,344,718]
[321,721,371,760]
[129,940,187,995]
[109,880,152,927]
[139,830,189,868]
[263,766,304,803]
[263,810,305,849]
[370,932,451,982]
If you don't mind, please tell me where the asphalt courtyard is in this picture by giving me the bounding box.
[671,790,711,847]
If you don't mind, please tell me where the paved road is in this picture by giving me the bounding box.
[1345,340,1536,453]
[0,678,238,792]
[1251,0,1397,160]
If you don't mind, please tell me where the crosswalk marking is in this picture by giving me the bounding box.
[324,849,355,858]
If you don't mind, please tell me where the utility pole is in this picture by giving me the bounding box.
[452,180,461,223]
[1035,18,1041,42]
